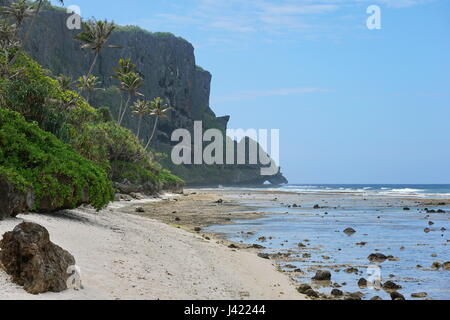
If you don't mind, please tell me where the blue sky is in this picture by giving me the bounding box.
[51,0,450,184]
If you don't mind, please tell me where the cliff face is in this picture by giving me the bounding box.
[15,4,287,185]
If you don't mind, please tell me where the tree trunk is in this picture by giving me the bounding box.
[118,93,131,125]
[136,115,142,141]
[116,95,124,123]
[145,117,158,151]
[87,51,99,77]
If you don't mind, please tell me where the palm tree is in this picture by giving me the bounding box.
[0,0,35,33]
[0,19,18,49]
[131,99,151,141]
[75,19,121,76]
[56,74,74,91]
[144,97,171,151]
[113,58,136,79]
[117,71,143,125]
[76,75,102,104]
[6,0,64,68]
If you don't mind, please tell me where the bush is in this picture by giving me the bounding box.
[0,108,114,211]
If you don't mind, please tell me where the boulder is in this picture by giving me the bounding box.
[331,289,343,297]
[411,292,428,298]
[343,227,356,235]
[382,281,402,290]
[442,262,450,270]
[358,278,368,288]
[368,253,388,262]
[0,177,34,220]
[312,270,331,281]
[390,292,405,300]
[0,222,75,294]
[297,283,312,294]
[431,261,441,270]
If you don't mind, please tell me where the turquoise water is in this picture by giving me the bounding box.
[205,185,450,300]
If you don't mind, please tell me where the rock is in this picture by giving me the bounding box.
[249,244,266,249]
[368,253,388,262]
[304,289,319,298]
[382,281,402,290]
[0,222,76,294]
[312,270,331,281]
[424,228,431,233]
[194,227,202,232]
[431,261,441,270]
[174,217,181,221]
[370,296,383,300]
[411,292,428,298]
[228,244,238,249]
[257,253,270,260]
[343,227,356,235]
[356,242,367,246]
[215,199,223,204]
[358,278,368,288]
[346,292,364,300]
[437,209,446,213]
[428,221,434,226]
[135,207,145,213]
[403,207,410,211]
[0,176,34,220]
[313,204,320,209]
[129,192,144,200]
[257,236,267,242]
[344,267,358,274]
[298,242,306,248]
[297,284,312,294]
[442,262,450,270]
[390,292,405,300]
[331,289,343,297]
[302,253,311,258]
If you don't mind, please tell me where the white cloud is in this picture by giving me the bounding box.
[139,0,436,44]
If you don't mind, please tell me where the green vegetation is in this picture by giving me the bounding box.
[0,1,183,215]
[0,108,114,211]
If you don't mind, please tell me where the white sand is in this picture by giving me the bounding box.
[0,198,304,300]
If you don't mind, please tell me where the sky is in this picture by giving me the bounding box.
[50,0,450,184]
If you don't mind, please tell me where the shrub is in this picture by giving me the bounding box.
[0,108,114,211]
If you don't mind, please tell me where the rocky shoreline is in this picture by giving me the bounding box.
[129,189,450,300]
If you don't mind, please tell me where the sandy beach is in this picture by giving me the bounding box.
[0,193,304,300]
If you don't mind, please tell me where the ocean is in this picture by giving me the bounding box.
[205,184,450,300]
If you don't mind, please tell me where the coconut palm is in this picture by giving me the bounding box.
[0,0,35,31]
[0,19,18,49]
[113,58,136,79]
[131,99,151,141]
[144,97,171,151]
[75,19,121,76]
[56,74,74,91]
[5,0,64,68]
[76,75,102,104]
[117,71,143,125]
